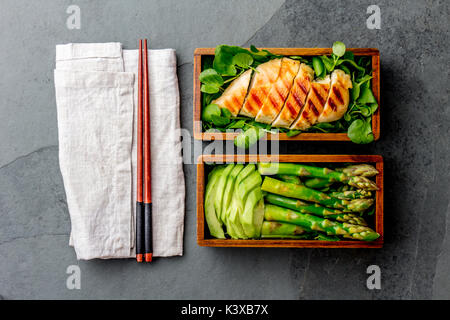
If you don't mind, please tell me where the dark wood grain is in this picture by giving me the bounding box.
[193,48,381,141]
[197,154,384,248]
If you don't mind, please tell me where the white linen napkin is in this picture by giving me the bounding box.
[54,43,185,260]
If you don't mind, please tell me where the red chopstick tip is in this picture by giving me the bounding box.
[145,253,153,262]
[136,254,143,262]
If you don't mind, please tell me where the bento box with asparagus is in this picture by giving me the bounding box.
[197,155,383,248]
[193,43,380,146]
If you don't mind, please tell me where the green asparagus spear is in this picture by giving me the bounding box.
[261,177,373,212]
[329,190,372,200]
[304,177,333,189]
[260,221,307,236]
[276,174,303,185]
[336,164,379,177]
[264,204,380,241]
[264,193,368,226]
[258,163,379,191]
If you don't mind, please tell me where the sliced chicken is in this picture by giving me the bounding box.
[255,58,300,124]
[272,63,314,128]
[318,69,353,123]
[212,69,252,117]
[239,59,282,118]
[290,75,331,130]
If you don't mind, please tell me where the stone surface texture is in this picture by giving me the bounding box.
[0,0,449,299]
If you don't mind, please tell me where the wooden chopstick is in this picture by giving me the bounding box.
[136,39,144,262]
[143,39,153,262]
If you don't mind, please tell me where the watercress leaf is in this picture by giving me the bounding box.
[226,119,246,129]
[357,74,373,83]
[319,55,334,72]
[220,108,232,118]
[286,130,301,137]
[312,57,325,78]
[351,82,361,101]
[201,84,220,94]
[206,92,221,105]
[358,87,377,104]
[360,106,372,117]
[232,53,253,68]
[199,68,224,86]
[361,79,371,91]
[339,59,366,73]
[344,112,352,122]
[343,51,354,61]
[250,45,259,53]
[370,103,378,114]
[210,115,230,127]
[202,104,221,122]
[234,127,266,149]
[339,65,351,74]
[213,45,241,75]
[332,41,346,57]
[253,121,269,129]
[347,119,374,144]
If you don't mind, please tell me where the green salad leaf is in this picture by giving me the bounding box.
[312,57,325,78]
[202,104,221,122]
[199,69,224,94]
[358,87,377,104]
[347,118,374,144]
[332,41,346,57]
[232,53,253,68]
[234,127,266,149]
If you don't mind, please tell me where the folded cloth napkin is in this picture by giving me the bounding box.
[54,43,185,260]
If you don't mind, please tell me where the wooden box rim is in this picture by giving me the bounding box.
[196,154,384,248]
[193,47,380,141]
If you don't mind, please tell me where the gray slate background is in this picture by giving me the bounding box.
[0,0,449,299]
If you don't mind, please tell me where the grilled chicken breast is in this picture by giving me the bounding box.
[239,59,282,118]
[318,69,352,123]
[212,69,252,117]
[255,58,300,124]
[290,75,331,130]
[272,63,314,128]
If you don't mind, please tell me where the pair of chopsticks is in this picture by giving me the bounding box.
[136,39,153,263]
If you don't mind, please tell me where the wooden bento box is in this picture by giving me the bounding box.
[193,48,380,141]
[197,154,384,248]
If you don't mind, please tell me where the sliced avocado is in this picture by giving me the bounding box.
[235,164,256,185]
[226,164,256,239]
[252,198,265,238]
[214,164,235,224]
[204,166,226,238]
[240,187,263,238]
[237,170,262,203]
[221,164,244,223]
[227,190,246,239]
[221,165,244,238]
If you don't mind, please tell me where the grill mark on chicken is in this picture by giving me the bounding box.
[268,95,279,109]
[333,86,344,104]
[328,97,338,111]
[308,99,320,116]
[248,92,262,111]
[274,87,286,108]
[298,81,308,96]
[285,101,297,117]
[312,86,326,106]
[292,91,304,109]
[231,96,241,111]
